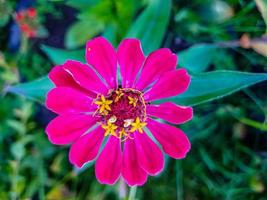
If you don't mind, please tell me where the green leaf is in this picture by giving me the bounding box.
[6,71,267,107]
[5,76,53,104]
[102,25,117,46]
[0,1,12,27]
[66,0,97,9]
[11,142,25,160]
[41,45,84,65]
[178,44,218,72]
[126,0,171,55]
[36,26,49,38]
[65,19,104,49]
[156,70,267,106]
[255,0,267,32]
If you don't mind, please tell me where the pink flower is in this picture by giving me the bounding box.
[45,37,193,186]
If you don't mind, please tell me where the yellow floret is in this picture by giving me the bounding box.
[94,95,113,114]
[130,117,147,133]
[128,96,138,107]
[102,122,118,137]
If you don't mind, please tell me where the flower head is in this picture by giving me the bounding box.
[15,8,38,38]
[45,37,193,186]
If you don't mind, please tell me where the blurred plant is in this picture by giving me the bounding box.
[13,6,48,50]
[14,7,38,38]
[0,0,13,27]
[64,0,142,49]
[255,0,267,33]
[0,52,19,90]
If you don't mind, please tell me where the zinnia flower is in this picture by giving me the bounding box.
[45,37,193,186]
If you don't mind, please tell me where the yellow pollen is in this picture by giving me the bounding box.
[128,96,138,107]
[130,117,147,133]
[94,95,113,114]
[102,122,118,137]
[115,89,124,102]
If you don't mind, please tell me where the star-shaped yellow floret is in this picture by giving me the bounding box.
[94,95,113,114]
[115,89,124,102]
[128,96,138,107]
[118,128,127,138]
[119,128,133,141]
[102,122,118,136]
[130,117,147,133]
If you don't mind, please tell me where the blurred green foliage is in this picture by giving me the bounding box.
[1,0,267,199]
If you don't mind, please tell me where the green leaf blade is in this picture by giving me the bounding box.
[156,70,267,106]
[65,20,104,49]
[5,71,267,106]
[41,45,84,65]
[126,0,171,55]
[255,0,267,32]
[5,77,53,104]
[178,44,218,72]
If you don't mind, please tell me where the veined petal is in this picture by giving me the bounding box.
[86,37,117,89]
[48,65,96,98]
[46,87,96,115]
[95,136,122,185]
[144,68,190,102]
[45,113,97,145]
[122,138,147,186]
[147,102,193,124]
[135,48,177,91]
[147,118,191,159]
[63,60,109,94]
[69,126,104,168]
[117,39,145,88]
[134,132,164,175]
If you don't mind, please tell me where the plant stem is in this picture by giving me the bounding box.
[176,161,184,200]
[118,178,127,200]
[128,186,137,200]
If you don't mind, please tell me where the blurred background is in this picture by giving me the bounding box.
[1,0,267,199]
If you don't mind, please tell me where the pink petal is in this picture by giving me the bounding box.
[69,126,104,168]
[135,48,177,91]
[134,132,164,175]
[144,68,190,102]
[95,136,122,185]
[147,118,191,159]
[45,113,97,145]
[117,39,145,88]
[46,87,96,115]
[63,60,108,94]
[48,65,96,98]
[122,138,148,186]
[86,37,117,89]
[146,102,193,124]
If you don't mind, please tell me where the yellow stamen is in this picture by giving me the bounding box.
[102,122,118,137]
[115,89,124,102]
[130,117,147,133]
[94,95,113,114]
[128,96,138,107]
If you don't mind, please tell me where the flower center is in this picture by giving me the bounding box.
[94,88,147,141]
